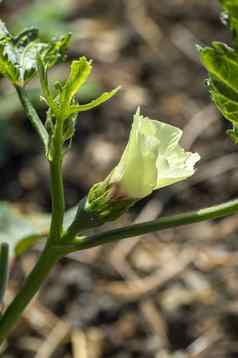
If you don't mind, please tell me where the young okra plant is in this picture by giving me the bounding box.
[0,0,238,345]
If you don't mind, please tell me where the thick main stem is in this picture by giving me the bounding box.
[48,118,65,243]
[16,86,65,242]
[0,89,66,345]
[0,247,60,345]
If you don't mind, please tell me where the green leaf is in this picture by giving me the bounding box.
[17,34,71,85]
[199,42,238,96]
[0,20,71,86]
[41,33,71,68]
[18,42,49,85]
[42,54,119,126]
[0,202,49,258]
[0,201,85,258]
[37,56,57,114]
[37,55,50,99]
[60,57,92,108]
[15,204,88,256]
[207,78,238,124]
[219,0,238,46]
[37,34,72,113]
[15,234,46,257]
[69,87,121,114]
[199,42,238,142]
[59,86,120,141]
[13,27,39,46]
[0,39,19,84]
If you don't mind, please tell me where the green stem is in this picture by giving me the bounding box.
[0,247,61,345]
[0,87,66,344]
[64,198,238,252]
[0,243,9,306]
[16,86,65,240]
[48,118,65,243]
[15,86,49,152]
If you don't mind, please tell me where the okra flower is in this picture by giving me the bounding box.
[85,109,200,223]
[108,108,200,199]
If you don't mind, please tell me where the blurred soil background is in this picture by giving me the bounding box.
[1,0,238,357]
